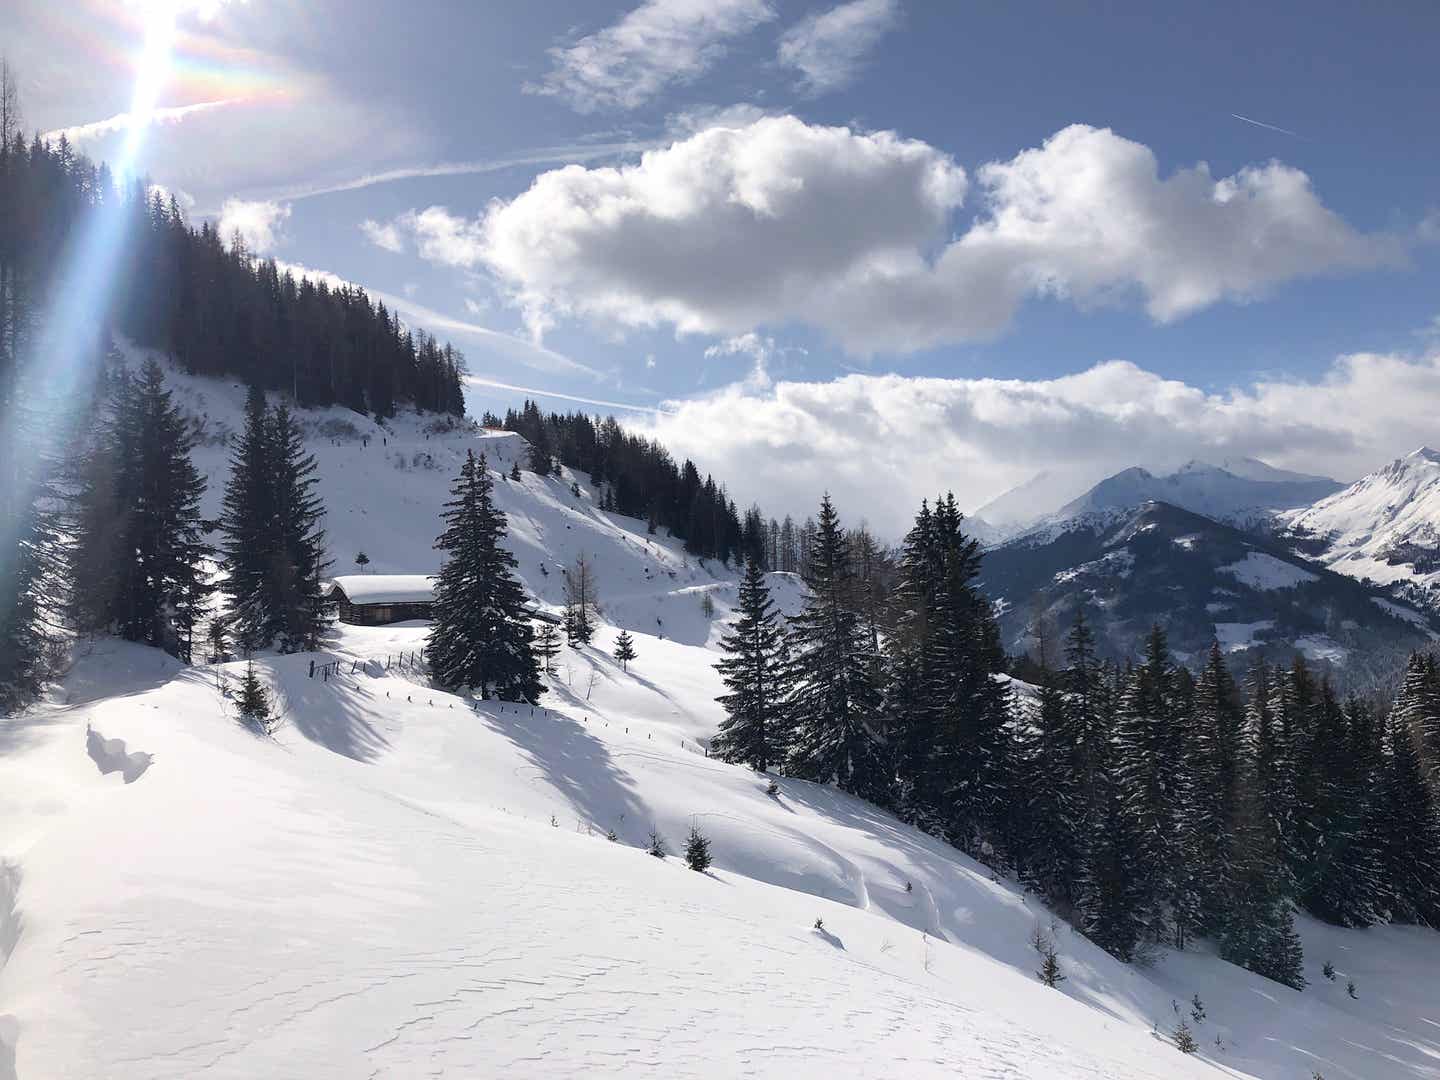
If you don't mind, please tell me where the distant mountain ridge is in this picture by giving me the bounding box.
[1281,446,1440,612]
[979,499,1434,687]
[974,459,1341,542]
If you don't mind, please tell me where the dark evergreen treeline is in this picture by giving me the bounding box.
[0,114,466,420]
[714,492,1440,988]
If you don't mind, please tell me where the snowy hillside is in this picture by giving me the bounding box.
[1282,447,1440,613]
[4,364,1440,1077]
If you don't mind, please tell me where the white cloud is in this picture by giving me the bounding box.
[459,119,1399,353]
[396,207,487,269]
[778,0,900,95]
[632,347,1440,532]
[528,0,777,113]
[360,218,405,253]
[217,197,290,253]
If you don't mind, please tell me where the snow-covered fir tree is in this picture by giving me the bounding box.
[71,360,210,660]
[783,494,889,805]
[613,629,637,671]
[426,451,542,703]
[713,556,788,773]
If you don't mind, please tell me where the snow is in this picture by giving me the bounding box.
[1214,620,1274,652]
[329,574,436,605]
[1296,635,1350,664]
[4,358,1440,1078]
[1219,551,1319,591]
[1283,446,1440,609]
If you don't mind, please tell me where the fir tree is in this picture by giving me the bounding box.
[713,556,787,773]
[1374,703,1440,925]
[354,551,370,573]
[1188,644,1245,933]
[509,460,521,482]
[267,402,329,652]
[72,360,210,660]
[219,384,275,653]
[236,660,272,731]
[1112,626,1189,947]
[426,451,542,702]
[0,503,58,712]
[613,629,637,671]
[784,495,889,806]
[684,824,712,871]
[1021,674,1086,914]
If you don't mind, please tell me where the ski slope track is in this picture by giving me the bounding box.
[2,356,1440,1078]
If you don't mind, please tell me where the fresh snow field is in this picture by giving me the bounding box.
[3,360,1440,1078]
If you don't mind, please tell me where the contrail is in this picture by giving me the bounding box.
[464,376,675,415]
[1230,113,1300,138]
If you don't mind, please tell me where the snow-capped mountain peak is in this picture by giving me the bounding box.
[1281,446,1440,609]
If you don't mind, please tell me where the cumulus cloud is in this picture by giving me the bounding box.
[444,118,1398,353]
[217,197,291,253]
[778,0,900,95]
[360,218,405,253]
[631,348,1440,533]
[528,0,777,113]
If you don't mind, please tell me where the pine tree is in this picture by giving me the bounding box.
[1080,752,1150,962]
[219,383,275,654]
[1021,674,1086,914]
[1112,626,1188,947]
[784,495,889,806]
[426,451,542,702]
[236,660,272,731]
[509,460,521,482]
[713,556,787,773]
[1188,644,1245,933]
[0,502,58,712]
[354,551,370,573]
[1374,702,1440,925]
[72,360,210,660]
[267,402,329,652]
[613,629,637,671]
[685,823,712,871]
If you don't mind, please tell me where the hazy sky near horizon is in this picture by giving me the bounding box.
[11,0,1440,524]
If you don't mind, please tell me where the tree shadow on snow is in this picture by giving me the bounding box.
[478,702,647,840]
[282,668,393,762]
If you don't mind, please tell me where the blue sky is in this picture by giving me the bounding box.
[13,0,1440,525]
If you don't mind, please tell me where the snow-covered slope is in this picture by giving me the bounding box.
[1282,447,1440,612]
[4,362,1440,1077]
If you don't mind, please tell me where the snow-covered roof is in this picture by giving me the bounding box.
[328,575,436,605]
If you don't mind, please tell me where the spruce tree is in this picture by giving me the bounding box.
[0,503,56,712]
[236,660,272,731]
[268,402,329,652]
[713,556,787,773]
[685,824,712,871]
[219,383,274,653]
[72,360,210,660]
[426,451,542,702]
[1080,756,1150,962]
[1374,702,1440,925]
[1112,626,1188,947]
[613,629,637,671]
[1021,674,1086,914]
[784,495,889,806]
[1188,644,1245,933]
